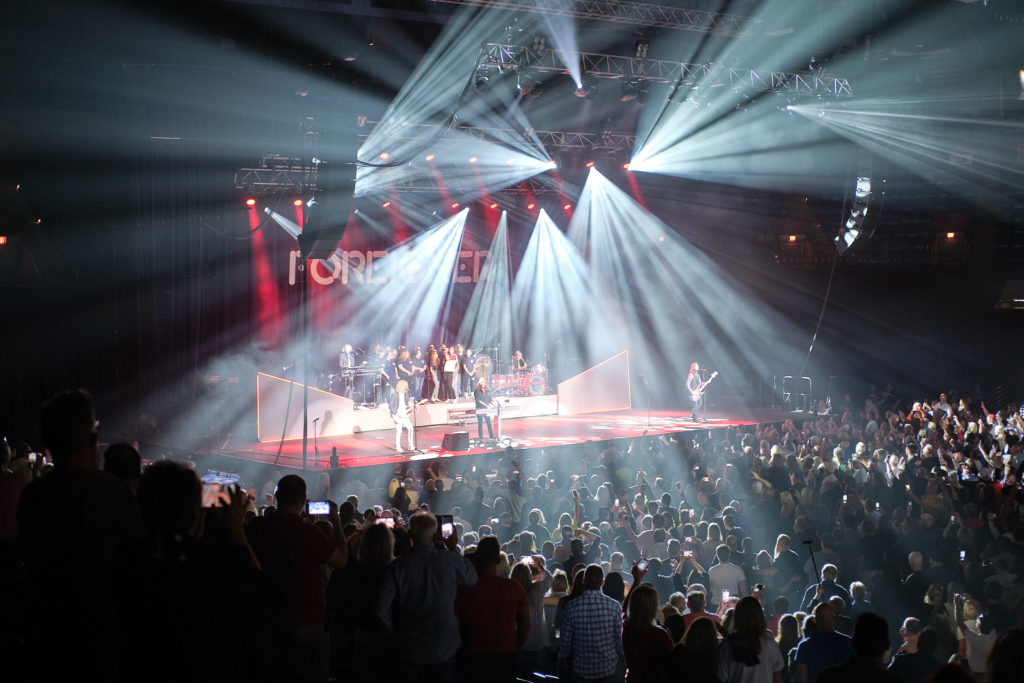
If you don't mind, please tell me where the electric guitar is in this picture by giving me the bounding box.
[689,371,719,402]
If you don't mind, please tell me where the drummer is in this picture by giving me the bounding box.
[510,350,528,374]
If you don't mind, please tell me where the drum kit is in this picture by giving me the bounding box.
[486,363,549,397]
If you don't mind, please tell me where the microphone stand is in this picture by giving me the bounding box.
[802,539,820,603]
[312,417,321,468]
[638,373,651,428]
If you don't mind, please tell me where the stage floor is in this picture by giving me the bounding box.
[215,407,788,471]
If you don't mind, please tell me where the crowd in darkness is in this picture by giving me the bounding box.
[2,385,1024,683]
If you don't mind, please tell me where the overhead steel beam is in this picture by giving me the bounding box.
[481,42,854,96]
[431,0,755,36]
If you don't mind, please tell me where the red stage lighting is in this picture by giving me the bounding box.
[451,202,460,209]
[563,203,572,211]
[489,202,498,209]
[382,201,392,208]
[425,154,435,162]
[585,161,595,168]
[0,236,7,246]
[293,199,303,207]
[527,202,536,210]
[946,232,956,239]
[623,162,631,170]
[245,198,256,207]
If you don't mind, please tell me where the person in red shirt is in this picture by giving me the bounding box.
[246,474,349,683]
[455,536,530,683]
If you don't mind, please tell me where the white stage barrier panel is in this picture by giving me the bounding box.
[557,350,632,415]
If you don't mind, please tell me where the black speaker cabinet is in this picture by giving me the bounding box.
[441,431,469,452]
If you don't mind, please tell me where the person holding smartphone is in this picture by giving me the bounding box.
[246,475,349,681]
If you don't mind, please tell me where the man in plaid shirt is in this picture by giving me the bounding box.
[558,564,624,682]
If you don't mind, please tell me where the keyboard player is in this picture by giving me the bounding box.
[473,377,496,441]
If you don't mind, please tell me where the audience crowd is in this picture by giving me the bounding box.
[2,385,1024,683]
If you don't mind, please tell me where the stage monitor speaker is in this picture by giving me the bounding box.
[441,431,469,452]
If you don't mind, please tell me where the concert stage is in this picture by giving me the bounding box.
[210,407,785,472]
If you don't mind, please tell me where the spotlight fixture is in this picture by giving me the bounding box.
[450,202,460,209]
[0,236,7,246]
[585,161,595,168]
[563,203,572,211]
[382,201,392,208]
[468,157,478,164]
[527,202,536,210]
[623,163,631,170]
[574,80,597,99]
[946,232,956,239]
[620,78,650,104]
[489,202,499,209]
[517,70,543,97]
[788,235,798,242]
[425,154,435,162]
[245,198,256,207]
[293,199,303,206]
[634,40,649,60]
[379,152,390,160]
[855,177,872,198]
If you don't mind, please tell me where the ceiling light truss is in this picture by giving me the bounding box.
[479,42,853,96]
[234,155,320,195]
[431,0,753,36]
[356,120,636,154]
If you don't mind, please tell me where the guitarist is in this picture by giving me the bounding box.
[687,362,714,423]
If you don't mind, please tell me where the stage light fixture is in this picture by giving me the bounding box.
[451,202,460,209]
[527,202,536,210]
[382,201,392,208]
[563,203,572,211]
[789,235,798,242]
[489,202,499,209]
[0,236,7,246]
[469,157,478,164]
[946,232,956,239]
[623,163,631,170]
[379,152,390,160]
[574,81,597,99]
[425,154,435,162]
[585,161,596,168]
[634,40,649,60]
[245,198,256,207]
[293,199,303,207]
[855,177,871,198]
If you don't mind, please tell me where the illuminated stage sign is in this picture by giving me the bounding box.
[288,249,491,286]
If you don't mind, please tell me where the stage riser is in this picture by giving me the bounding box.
[350,394,559,433]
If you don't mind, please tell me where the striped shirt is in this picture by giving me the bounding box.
[558,589,624,679]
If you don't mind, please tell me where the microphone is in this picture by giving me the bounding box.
[802,540,813,545]
[312,417,320,424]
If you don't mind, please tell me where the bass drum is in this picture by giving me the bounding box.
[527,371,548,396]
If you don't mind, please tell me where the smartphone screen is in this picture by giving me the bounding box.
[307,500,330,515]
[377,516,396,528]
[28,452,38,463]
[201,482,229,508]
[959,550,966,561]
[637,558,650,572]
[436,514,454,540]
[489,517,500,526]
